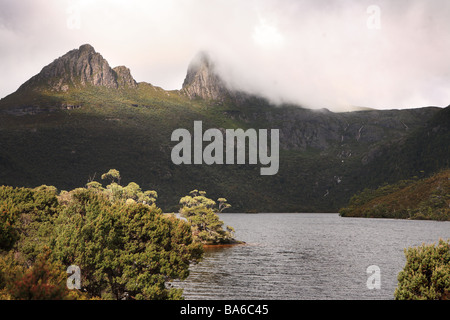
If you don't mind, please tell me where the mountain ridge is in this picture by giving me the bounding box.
[181,51,229,100]
[1,44,446,114]
[17,44,137,93]
[0,44,448,213]
[1,45,273,110]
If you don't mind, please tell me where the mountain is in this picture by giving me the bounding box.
[19,44,137,92]
[0,44,138,115]
[355,104,450,187]
[181,51,229,100]
[181,51,255,105]
[0,44,448,213]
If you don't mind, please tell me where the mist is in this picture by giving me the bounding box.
[1,0,449,111]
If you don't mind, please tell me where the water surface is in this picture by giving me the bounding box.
[171,213,450,300]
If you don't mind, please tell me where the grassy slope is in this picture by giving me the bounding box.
[0,84,447,213]
[358,105,450,187]
[339,169,450,220]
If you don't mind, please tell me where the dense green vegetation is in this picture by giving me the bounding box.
[1,45,448,302]
[395,239,450,300]
[339,169,450,220]
[1,82,448,213]
[179,190,239,245]
[360,105,450,188]
[0,170,237,300]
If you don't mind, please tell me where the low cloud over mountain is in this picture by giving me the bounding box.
[1,0,449,111]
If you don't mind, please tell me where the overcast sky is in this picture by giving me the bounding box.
[0,0,449,111]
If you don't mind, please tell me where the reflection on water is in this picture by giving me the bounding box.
[170,213,450,300]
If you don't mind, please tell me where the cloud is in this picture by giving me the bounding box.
[0,0,449,111]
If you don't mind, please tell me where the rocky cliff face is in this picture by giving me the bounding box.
[220,93,440,153]
[113,65,136,88]
[181,51,263,106]
[179,51,442,166]
[276,107,440,152]
[19,44,137,92]
[181,52,233,101]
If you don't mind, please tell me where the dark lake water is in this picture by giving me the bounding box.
[170,213,450,300]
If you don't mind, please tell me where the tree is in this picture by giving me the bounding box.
[97,170,158,205]
[0,249,79,300]
[52,187,203,300]
[0,204,17,251]
[101,169,121,184]
[179,190,238,245]
[1,171,205,300]
[395,239,450,300]
[0,185,59,262]
[217,198,231,213]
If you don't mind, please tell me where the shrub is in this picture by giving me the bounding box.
[1,170,205,300]
[395,239,450,300]
[179,190,237,245]
[52,185,202,300]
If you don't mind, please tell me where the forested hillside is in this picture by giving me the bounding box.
[339,169,450,220]
[0,45,448,213]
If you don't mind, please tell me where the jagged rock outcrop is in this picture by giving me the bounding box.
[222,103,441,153]
[18,44,137,92]
[181,51,229,100]
[113,65,137,88]
[181,51,264,106]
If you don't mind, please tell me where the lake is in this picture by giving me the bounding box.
[170,213,450,300]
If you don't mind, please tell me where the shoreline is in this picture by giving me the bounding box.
[202,241,246,249]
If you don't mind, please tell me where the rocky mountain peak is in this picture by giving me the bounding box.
[19,44,137,92]
[181,51,232,101]
[78,43,96,53]
[113,66,137,88]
